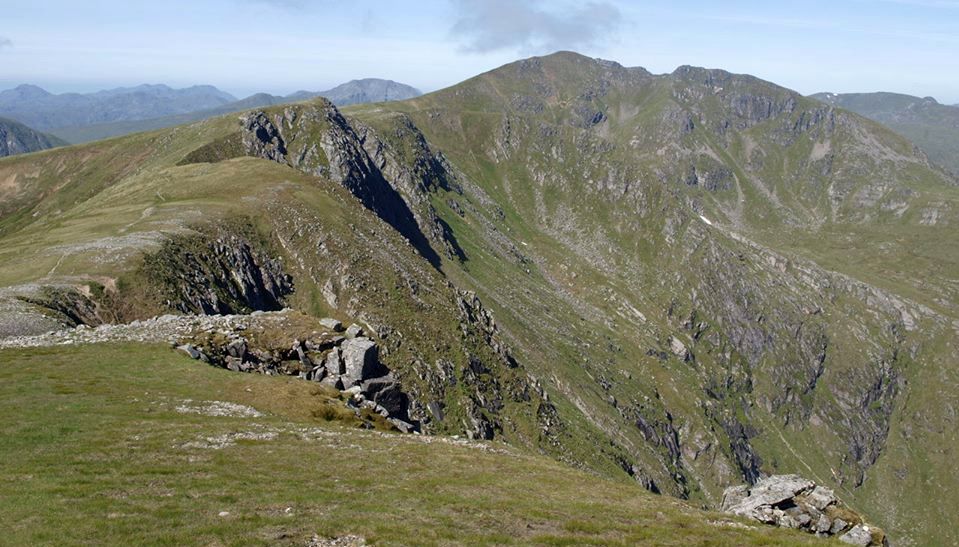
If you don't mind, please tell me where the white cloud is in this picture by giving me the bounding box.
[450,0,622,54]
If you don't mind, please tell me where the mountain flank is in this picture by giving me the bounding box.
[811,91,959,174]
[0,117,65,157]
[0,51,955,544]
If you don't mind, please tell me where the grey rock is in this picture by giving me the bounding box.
[721,484,749,511]
[340,337,381,387]
[815,514,832,533]
[345,324,364,338]
[840,525,873,546]
[225,339,247,359]
[831,518,849,534]
[668,336,690,361]
[724,475,815,520]
[805,485,837,510]
[177,344,202,360]
[324,348,344,375]
[319,318,344,332]
[361,375,409,418]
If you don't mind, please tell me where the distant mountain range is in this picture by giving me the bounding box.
[0,117,66,157]
[0,79,421,144]
[811,91,959,174]
[0,84,237,130]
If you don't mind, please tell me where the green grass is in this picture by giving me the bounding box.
[0,343,824,546]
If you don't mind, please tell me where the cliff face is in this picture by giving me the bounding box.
[0,117,63,157]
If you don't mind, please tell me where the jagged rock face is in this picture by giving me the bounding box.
[0,117,61,157]
[140,227,292,315]
[238,101,447,268]
[722,475,887,545]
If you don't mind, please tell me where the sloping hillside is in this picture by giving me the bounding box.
[0,52,955,544]
[811,91,959,175]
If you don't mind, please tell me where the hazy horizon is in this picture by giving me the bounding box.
[1,0,958,103]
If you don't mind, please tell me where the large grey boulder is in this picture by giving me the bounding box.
[340,337,382,387]
[724,475,814,521]
[361,375,408,418]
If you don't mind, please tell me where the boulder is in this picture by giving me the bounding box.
[668,336,690,361]
[361,376,409,418]
[724,475,814,520]
[225,339,247,359]
[177,344,206,361]
[804,485,837,510]
[324,348,344,375]
[345,324,364,338]
[840,525,873,546]
[340,337,382,387]
[319,318,344,332]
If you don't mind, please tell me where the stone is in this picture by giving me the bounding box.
[345,324,364,338]
[319,318,344,332]
[815,514,832,533]
[805,485,837,510]
[177,344,202,360]
[668,336,690,361]
[340,337,382,387]
[309,365,327,383]
[225,339,247,359]
[839,525,873,546]
[361,376,409,418]
[721,484,749,511]
[723,475,815,520]
[324,348,344,375]
[831,518,849,534]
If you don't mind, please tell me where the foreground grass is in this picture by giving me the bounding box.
[0,343,826,546]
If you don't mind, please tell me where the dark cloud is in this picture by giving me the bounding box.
[0,37,12,50]
[451,0,622,54]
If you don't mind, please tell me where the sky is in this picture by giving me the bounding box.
[0,0,957,103]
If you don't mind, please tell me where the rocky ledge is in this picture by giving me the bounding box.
[721,475,887,546]
[176,315,416,433]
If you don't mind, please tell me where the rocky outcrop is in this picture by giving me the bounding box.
[239,101,443,268]
[722,475,887,545]
[181,316,416,432]
[140,226,292,315]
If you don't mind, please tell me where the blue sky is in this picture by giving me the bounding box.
[1,0,957,103]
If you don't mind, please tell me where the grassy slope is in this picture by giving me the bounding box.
[0,343,823,546]
[0,53,954,544]
[344,53,959,544]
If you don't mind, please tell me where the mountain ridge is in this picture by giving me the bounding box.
[0,51,954,545]
[810,90,959,175]
[24,78,422,144]
[0,116,66,157]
